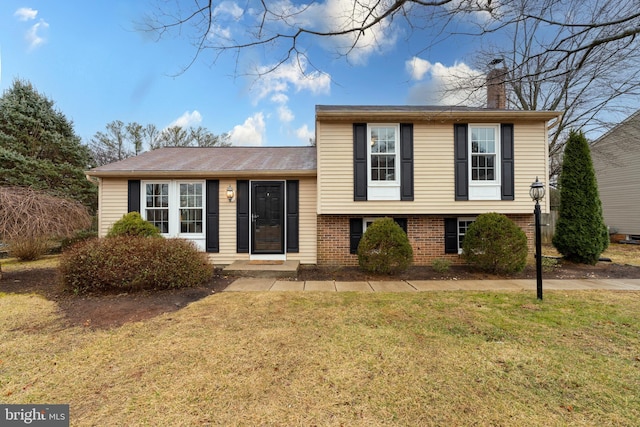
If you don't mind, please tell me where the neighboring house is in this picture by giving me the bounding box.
[592,109,640,240]
[86,106,560,267]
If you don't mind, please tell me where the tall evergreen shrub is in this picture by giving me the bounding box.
[553,130,608,264]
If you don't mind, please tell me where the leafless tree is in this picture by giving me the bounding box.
[144,0,640,79]
[0,187,92,265]
[464,0,640,182]
[145,0,640,182]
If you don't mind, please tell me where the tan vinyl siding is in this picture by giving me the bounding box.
[98,178,129,237]
[211,177,317,265]
[317,120,549,215]
[97,176,316,266]
[296,177,318,264]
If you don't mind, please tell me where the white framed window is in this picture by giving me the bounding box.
[368,124,400,200]
[469,124,501,200]
[179,183,203,234]
[145,182,170,234]
[457,217,476,254]
[142,181,205,237]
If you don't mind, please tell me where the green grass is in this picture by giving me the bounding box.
[1,290,639,426]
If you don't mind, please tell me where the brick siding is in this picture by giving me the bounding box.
[317,214,535,267]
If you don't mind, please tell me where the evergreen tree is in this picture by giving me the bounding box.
[553,130,609,264]
[0,79,96,210]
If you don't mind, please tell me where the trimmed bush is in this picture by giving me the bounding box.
[357,217,413,275]
[60,236,212,293]
[431,258,452,273]
[462,213,528,274]
[106,212,161,238]
[553,130,609,264]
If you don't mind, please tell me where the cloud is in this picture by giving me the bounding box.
[277,105,294,123]
[406,57,432,81]
[295,124,314,144]
[229,112,266,146]
[26,19,49,51]
[169,110,203,128]
[253,59,331,103]
[213,1,244,20]
[264,0,398,65]
[14,7,38,21]
[405,58,486,106]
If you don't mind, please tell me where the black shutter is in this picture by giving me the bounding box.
[127,180,141,213]
[501,124,515,201]
[400,123,414,201]
[236,180,249,253]
[349,218,363,254]
[454,124,469,201]
[393,218,408,234]
[444,218,459,254]
[205,180,219,253]
[286,180,299,253]
[353,123,368,201]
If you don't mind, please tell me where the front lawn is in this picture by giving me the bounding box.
[1,290,638,426]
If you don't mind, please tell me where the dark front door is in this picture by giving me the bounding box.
[251,181,285,254]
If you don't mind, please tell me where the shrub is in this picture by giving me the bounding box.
[60,236,212,293]
[431,258,452,273]
[462,213,528,274]
[357,217,413,275]
[553,130,609,264]
[6,237,49,261]
[60,229,98,251]
[107,212,161,238]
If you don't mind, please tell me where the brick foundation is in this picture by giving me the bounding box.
[317,214,535,267]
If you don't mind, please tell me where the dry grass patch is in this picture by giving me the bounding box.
[1,291,639,426]
[603,243,640,266]
[0,255,60,272]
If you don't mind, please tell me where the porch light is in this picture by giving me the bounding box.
[529,177,545,300]
[226,185,235,202]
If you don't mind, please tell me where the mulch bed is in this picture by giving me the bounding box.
[2,261,639,330]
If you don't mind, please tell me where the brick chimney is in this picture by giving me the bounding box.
[487,68,507,109]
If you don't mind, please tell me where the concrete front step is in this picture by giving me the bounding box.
[222,260,300,279]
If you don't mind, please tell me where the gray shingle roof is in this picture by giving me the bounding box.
[87,146,317,177]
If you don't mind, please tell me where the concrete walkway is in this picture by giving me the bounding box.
[224,278,640,292]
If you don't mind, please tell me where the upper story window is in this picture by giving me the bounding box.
[468,124,501,200]
[470,126,499,182]
[143,181,204,236]
[369,125,399,183]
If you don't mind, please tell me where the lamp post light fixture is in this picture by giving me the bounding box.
[529,177,546,300]
[226,185,235,202]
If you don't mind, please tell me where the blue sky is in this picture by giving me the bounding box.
[0,1,488,147]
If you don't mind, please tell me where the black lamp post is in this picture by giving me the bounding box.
[529,177,546,300]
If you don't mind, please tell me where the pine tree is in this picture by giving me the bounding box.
[0,79,96,210]
[553,130,609,264]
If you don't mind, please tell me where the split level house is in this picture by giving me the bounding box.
[86,105,561,267]
[592,108,640,241]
